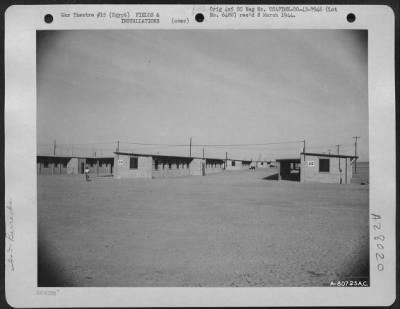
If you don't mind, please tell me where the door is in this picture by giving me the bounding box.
[81,162,85,174]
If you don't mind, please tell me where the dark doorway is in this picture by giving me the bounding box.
[276,159,301,181]
[80,162,84,174]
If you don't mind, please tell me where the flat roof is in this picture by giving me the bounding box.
[115,151,224,162]
[37,155,113,159]
[115,151,262,163]
[276,158,301,163]
[301,152,358,159]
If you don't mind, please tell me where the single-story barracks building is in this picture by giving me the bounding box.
[115,152,261,179]
[37,155,114,176]
[114,151,226,179]
[225,159,255,170]
[276,152,357,184]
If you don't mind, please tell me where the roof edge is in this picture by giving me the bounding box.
[301,152,358,159]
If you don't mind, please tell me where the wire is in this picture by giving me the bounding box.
[191,140,304,147]
[120,141,188,146]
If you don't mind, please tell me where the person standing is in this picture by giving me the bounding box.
[84,166,90,182]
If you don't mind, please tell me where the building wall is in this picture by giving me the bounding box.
[85,159,114,176]
[226,160,243,170]
[152,158,192,178]
[37,163,53,175]
[256,162,268,168]
[189,158,203,176]
[67,158,79,174]
[153,158,224,177]
[86,164,113,176]
[113,155,224,179]
[37,157,114,176]
[205,159,224,174]
[242,162,251,169]
[114,154,152,179]
[301,155,352,184]
[37,157,70,175]
[77,158,86,174]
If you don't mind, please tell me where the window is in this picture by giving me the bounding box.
[176,161,179,169]
[168,161,172,169]
[319,159,330,172]
[154,159,158,170]
[130,157,138,169]
[232,161,236,167]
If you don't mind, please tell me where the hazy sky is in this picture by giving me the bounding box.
[37,30,368,160]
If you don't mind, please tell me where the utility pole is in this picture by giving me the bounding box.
[115,140,120,178]
[202,148,205,176]
[336,144,341,170]
[51,140,56,176]
[303,139,306,160]
[189,137,192,158]
[225,152,228,170]
[353,136,360,173]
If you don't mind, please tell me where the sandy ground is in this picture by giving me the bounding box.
[38,168,369,287]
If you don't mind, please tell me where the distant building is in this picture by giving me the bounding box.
[37,155,114,176]
[276,152,358,184]
[225,159,242,170]
[256,161,269,168]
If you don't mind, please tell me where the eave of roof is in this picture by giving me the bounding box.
[37,155,113,159]
[115,151,261,163]
[115,151,225,161]
[275,158,301,162]
[301,152,358,159]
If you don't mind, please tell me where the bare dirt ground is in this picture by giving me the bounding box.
[38,168,369,287]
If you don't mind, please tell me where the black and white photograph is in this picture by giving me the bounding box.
[36,29,369,287]
[4,4,396,307]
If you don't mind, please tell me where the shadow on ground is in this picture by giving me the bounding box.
[263,173,301,181]
[263,173,278,180]
[38,241,72,287]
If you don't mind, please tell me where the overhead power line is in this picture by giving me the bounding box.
[120,141,188,147]
[191,140,304,147]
